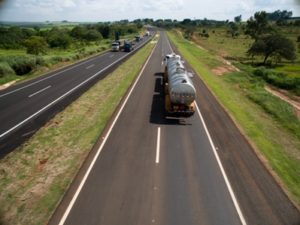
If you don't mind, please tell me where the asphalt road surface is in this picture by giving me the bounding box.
[0,33,153,157]
[49,31,300,225]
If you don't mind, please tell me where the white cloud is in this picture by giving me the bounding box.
[0,0,299,22]
[62,0,76,8]
[142,0,184,11]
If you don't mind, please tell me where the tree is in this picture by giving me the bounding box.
[71,26,86,40]
[267,10,293,21]
[47,33,72,49]
[234,15,242,23]
[23,36,47,55]
[245,11,272,40]
[228,22,239,38]
[181,18,192,25]
[247,34,296,64]
[97,25,110,39]
[84,30,102,41]
[184,27,195,39]
[0,26,31,49]
[199,29,209,38]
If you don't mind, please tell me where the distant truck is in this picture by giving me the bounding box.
[164,53,196,117]
[111,40,125,52]
[124,41,134,52]
[111,42,120,52]
[135,35,141,42]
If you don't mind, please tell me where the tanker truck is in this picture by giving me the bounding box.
[164,53,196,117]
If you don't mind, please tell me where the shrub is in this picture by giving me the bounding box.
[253,68,299,93]
[36,56,45,66]
[253,67,266,77]
[1,56,45,76]
[247,89,300,138]
[50,56,63,64]
[23,36,47,55]
[47,33,72,49]
[0,62,15,78]
[88,50,96,55]
[10,57,36,75]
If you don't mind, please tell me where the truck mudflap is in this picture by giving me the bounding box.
[165,96,195,118]
[165,111,195,118]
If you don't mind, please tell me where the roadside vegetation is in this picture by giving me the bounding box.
[0,21,144,85]
[166,10,300,206]
[0,35,157,225]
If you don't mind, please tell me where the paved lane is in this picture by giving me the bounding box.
[167,33,300,225]
[0,33,153,156]
[49,31,243,225]
[49,31,300,225]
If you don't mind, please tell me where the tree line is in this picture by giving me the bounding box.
[146,10,298,66]
[0,22,140,54]
[245,11,297,65]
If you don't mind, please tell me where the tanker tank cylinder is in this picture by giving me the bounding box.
[164,53,196,117]
[165,54,196,106]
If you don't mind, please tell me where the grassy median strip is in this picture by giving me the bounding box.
[0,39,156,225]
[168,31,300,206]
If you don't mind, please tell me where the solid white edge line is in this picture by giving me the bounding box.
[57,37,158,225]
[28,85,51,98]
[0,53,109,98]
[195,102,247,225]
[155,127,161,164]
[0,37,151,98]
[0,38,150,139]
[166,33,247,225]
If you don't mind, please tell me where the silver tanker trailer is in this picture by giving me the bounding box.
[164,53,196,117]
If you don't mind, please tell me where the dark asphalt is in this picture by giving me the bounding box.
[49,32,242,225]
[168,34,300,225]
[0,33,153,157]
[49,31,300,225]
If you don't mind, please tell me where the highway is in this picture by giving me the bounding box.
[0,34,153,157]
[49,31,300,225]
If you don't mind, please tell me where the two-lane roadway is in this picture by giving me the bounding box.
[0,33,153,156]
[49,31,300,225]
[49,31,245,225]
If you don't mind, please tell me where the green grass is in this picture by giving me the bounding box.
[0,49,26,56]
[0,41,111,85]
[192,26,300,60]
[192,26,300,78]
[191,27,253,59]
[0,38,156,225]
[275,64,300,78]
[168,30,300,206]
[0,33,143,86]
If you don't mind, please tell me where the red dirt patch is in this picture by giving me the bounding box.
[212,63,239,76]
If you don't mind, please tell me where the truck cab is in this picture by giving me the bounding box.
[124,41,134,52]
[111,42,120,52]
[135,36,141,42]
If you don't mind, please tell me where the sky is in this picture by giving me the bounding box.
[0,0,299,22]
